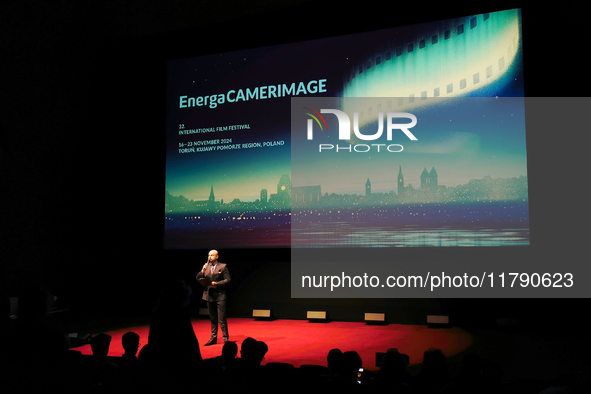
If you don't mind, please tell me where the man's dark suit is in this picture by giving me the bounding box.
[196,262,231,342]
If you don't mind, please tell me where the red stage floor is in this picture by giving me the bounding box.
[73,318,472,370]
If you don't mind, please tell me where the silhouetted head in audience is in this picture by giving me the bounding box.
[122,331,140,358]
[138,343,152,362]
[221,340,238,360]
[381,348,407,375]
[341,351,363,379]
[420,348,448,381]
[401,352,409,367]
[257,340,268,364]
[327,348,343,374]
[240,337,260,364]
[90,333,112,357]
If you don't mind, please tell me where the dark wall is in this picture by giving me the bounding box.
[2,2,588,326]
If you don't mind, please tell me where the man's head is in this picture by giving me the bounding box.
[90,333,112,357]
[240,337,259,362]
[221,341,238,359]
[122,331,140,356]
[208,250,219,263]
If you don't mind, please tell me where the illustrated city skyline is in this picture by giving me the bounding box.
[165,165,528,214]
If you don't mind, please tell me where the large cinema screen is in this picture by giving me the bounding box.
[164,8,526,250]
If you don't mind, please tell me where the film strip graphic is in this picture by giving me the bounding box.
[342,9,521,121]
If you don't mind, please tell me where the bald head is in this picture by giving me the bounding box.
[208,250,219,263]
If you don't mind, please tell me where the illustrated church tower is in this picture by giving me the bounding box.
[209,185,215,203]
[397,165,404,196]
[277,174,291,196]
[275,174,291,205]
[420,167,438,191]
[365,178,371,196]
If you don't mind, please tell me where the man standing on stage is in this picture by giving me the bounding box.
[196,249,231,345]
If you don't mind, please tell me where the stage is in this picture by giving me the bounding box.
[64,313,591,389]
[72,318,472,370]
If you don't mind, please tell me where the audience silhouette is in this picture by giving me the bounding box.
[321,350,374,392]
[86,333,119,368]
[413,348,449,394]
[117,331,140,368]
[2,286,586,393]
[147,279,202,367]
[204,340,238,372]
[374,348,412,393]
